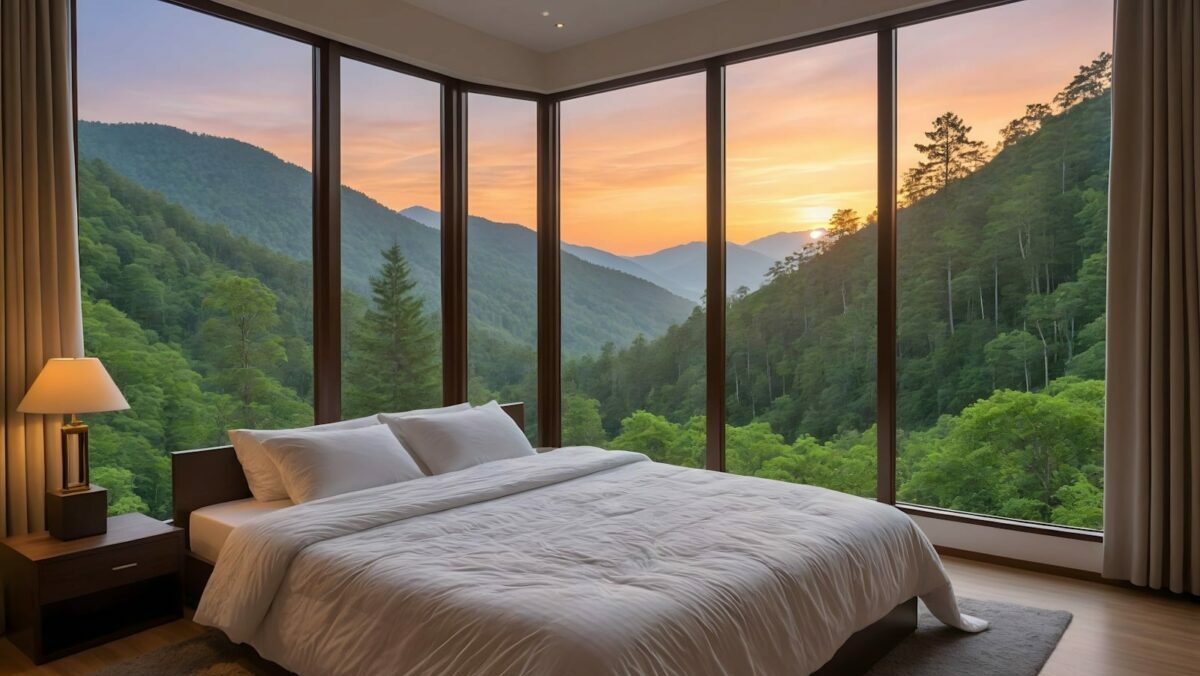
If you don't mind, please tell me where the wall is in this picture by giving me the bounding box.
[911,515,1104,573]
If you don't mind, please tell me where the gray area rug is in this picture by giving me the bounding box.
[93,597,1070,675]
[866,598,1072,676]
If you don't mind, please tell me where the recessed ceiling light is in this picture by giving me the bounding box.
[556,22,565,28]
[541,10,550,17]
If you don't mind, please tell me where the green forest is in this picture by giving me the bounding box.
[78,53,1109,530]
[560,54,1112,529]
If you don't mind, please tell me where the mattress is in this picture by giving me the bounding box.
[189,497,293,562]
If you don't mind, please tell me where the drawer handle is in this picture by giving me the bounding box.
[112,562,139,571]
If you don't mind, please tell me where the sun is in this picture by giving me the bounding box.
[797,206,836,229]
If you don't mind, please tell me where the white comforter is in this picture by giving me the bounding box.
[195,447,986,676]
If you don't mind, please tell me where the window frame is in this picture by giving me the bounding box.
[71,0,1103,541]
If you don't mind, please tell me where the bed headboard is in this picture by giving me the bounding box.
[171,402,525,543]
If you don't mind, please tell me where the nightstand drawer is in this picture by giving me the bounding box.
[39,536,180,604]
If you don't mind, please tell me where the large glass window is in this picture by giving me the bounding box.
[895,0,1113,528]
[467,94,538,440]
[339,59,442,418]
[77,0,313,518]
[559,75,707,463]
[725,37,878,497]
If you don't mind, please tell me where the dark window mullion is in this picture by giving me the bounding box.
[441,83,469,405]
[706,62,727,472]
[876,29,898,504]
[313,42,341,423]
[537,99,562,447]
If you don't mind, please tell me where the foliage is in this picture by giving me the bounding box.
[78,123,695,356]
[902,112,989,204]
[76,54,1110,532]
[343,245,440,417]
[561,55,1113,530]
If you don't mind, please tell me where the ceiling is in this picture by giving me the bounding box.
[403,0,729,52]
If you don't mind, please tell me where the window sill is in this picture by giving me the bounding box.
[896,503,1103,543]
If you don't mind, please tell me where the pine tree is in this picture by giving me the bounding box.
[902,112,988,204]
[343,245,439,416]
[998,103,1053,150]
[1053,52,1112,110]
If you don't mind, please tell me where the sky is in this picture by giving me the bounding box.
[78,0,1112,256]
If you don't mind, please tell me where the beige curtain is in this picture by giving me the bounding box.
[1104,0,1199,595]
[0,0,84,538]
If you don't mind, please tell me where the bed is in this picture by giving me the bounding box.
[172,402,984,675]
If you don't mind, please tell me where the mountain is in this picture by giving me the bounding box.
[77,121,695,355]
[403,204,693,299]
[400,205,440,229]
[743,230,822,261]
[560,243,693,299]
[630,241,777,299]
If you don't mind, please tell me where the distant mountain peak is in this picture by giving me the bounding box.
[743,230,822,261]
[400,205,440,229]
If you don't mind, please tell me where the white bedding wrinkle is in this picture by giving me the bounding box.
[196,448,986,676]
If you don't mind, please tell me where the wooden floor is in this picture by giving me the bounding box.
[1,556,1197,675]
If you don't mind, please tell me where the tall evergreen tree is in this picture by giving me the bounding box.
[902,112,988,204]
[998,103,1053,150]
[1053,52,1112,110]
[343,244,439,416]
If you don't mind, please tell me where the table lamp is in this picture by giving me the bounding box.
[18,357,129,539]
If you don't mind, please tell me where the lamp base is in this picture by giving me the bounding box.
[46,485,107,540]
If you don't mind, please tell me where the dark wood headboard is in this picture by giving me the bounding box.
[171,402,525,545]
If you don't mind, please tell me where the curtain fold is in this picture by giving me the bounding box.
[1104,0,1200,595]
[0,0,84,539]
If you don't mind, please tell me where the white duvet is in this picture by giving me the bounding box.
[196,447,986,676]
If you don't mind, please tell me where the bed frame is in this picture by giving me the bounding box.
[170,400,915,674]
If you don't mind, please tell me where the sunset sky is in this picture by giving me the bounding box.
[78,0,1111,256]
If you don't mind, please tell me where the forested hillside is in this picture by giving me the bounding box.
[563,56,1112,529]
[78,122,694,356]
[78,158,315,517]
[77,51,1111,530]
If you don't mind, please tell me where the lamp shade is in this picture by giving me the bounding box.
[17,358,129,414]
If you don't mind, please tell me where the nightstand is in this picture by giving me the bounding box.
[0,512,183,664]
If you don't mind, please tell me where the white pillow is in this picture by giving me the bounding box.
[381,400,534,475]
[261,424,425,503]
[230,414,378,502]
[376,402,471,420]
[374,402,471,474]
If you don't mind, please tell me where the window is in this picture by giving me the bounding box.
[76,0,313,518]
[339,59,443,418]
[895,0,1113,528]
[466,94,538,440]
[725,37,878,496]
[559,75,707,462]
[74,0,1114,536]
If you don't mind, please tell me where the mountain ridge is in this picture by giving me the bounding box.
[77,121,695,355]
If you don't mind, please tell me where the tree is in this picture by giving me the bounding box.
[1054,52,1112,110]
[898,381,1103,523]
[902,112,989,204]
[199,274,300,428]
[984,330,1043,391]
[343,245,439,417]
[998,103,1053,150]
[91,466,150,516]
[562,393,607,446]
